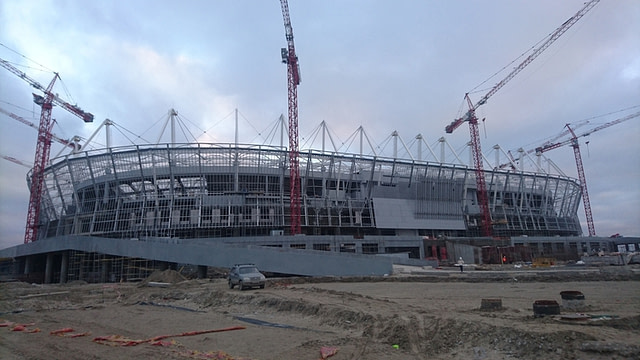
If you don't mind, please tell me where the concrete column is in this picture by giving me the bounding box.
[23,256,32,275]
[197,265,207,279]
[45,253,54,284]
[101,259,109,283]
[59,252,69,284]
[79,257,85,281]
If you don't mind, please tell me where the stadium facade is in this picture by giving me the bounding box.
[7,140,640,283]
[38,142,583,241]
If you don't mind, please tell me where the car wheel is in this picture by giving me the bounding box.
[228,280,234,289]
[259,284,265,289]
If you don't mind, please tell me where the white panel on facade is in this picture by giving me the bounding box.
[145,211,155,226]
[251,207,260,224]
[372,198,465,230]
[190,209,199,225]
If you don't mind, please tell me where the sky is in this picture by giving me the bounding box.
[0,0,639,249]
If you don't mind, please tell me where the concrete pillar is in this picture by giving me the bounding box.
[79,257,85,281]
[45,253,54,284]
[197,265,207,279]
[101,259,109,283]
[23,256,32,275]
[59,252,68,284]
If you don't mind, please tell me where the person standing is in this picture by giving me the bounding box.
[457,257,464,273]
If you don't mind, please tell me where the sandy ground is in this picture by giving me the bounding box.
[1,265,639,360]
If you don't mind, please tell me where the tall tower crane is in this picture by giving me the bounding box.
[444,0,600,237]
[1,58,94,244]
[534,110,640,237]
[280,0,302,235]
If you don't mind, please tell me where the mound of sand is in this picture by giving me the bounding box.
[139,269,186,285]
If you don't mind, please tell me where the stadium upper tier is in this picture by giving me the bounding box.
[36,143,583,240]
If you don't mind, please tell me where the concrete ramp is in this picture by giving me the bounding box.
[0,235,393,277]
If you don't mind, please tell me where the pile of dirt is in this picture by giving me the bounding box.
[138,269,186,285]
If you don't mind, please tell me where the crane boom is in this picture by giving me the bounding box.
[0,106,78,150]
[280,0,302,235]
[0,58,94,123]
[1,154,32,168]
[495,110,639,171]
[445,0,600,134]
[535,110,640,154]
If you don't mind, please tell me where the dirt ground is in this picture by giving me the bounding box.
[1,265,639,360]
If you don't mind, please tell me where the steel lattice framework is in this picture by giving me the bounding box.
[32,144,584,241]
[280,0,302,235]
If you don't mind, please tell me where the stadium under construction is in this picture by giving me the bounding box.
[2,0,639,284]
[2,117,638,283]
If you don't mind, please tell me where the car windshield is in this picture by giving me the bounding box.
[239,267,258,274]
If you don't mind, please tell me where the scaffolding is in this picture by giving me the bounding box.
[66,250,159,283]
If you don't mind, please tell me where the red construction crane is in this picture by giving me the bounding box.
[534,110,640,237]
[1,59,94,123]
[280,0,302,235]
[444,0,600,237]
[1,58,93,243]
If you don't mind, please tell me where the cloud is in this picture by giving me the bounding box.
[621,56,640,82]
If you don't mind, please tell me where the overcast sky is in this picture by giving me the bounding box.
[1,0,639,249]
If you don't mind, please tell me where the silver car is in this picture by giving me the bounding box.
[228,264,266,290]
